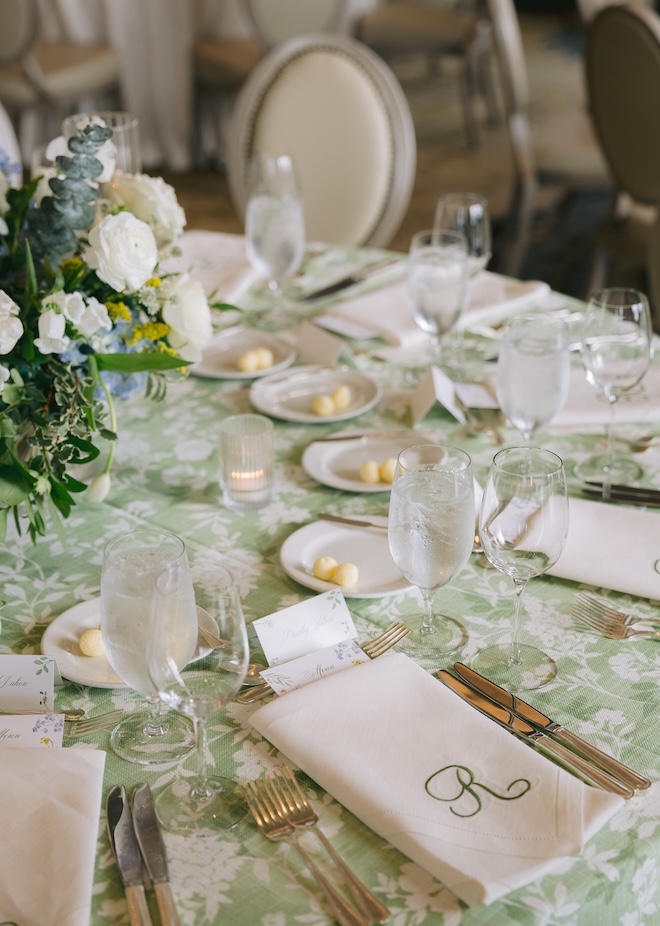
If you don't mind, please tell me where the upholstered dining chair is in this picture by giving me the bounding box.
[0,0,120,165]
[585,2,660,329]
[352,0,499,150]
[486,0,611,278]
[226,33,417,248]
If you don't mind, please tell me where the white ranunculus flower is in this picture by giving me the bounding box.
[108,171,186,248]
[84,212,158,292]
[162,273,212,363]
[33,309,71,355]
[0,289,23,354]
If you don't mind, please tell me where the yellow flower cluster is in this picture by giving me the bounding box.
[105,300,131,322]
[125,321,170,346]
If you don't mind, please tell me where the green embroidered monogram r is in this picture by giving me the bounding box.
[425,765,531,818]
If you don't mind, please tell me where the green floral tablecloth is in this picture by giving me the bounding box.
[1,239,659,926]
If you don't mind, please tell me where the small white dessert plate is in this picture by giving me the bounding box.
[41,598,218,689]
[250,365,382,423]
[192,327,296,379]
[279,519,410,598]
[302,433,437,493]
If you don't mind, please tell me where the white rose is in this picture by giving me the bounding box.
[162,273,212,363]
[33,309,70,355]
[0,289,23,354]
[84,212,158,292]
[108,172,186,248]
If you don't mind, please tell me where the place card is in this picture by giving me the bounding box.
[259,639,369,695]
[410,367,498,425]
[0,655,58,712]
[0,713,64,748]
[252,590,357,666]
[295,320,346,365]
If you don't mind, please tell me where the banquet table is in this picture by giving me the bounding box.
[1,232,660,926]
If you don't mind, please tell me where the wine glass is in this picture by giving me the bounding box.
[407,229,469,366]
[62,111,142,174]
[473,447,568,691]
[496,313,570,443]
[147,576,249,835]
[575,287,653,484]
[100,529,198,764]
[433,192,491,279]
[244,151,306,329]
[388,444,474,661]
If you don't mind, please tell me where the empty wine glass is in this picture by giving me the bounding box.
[575,287,653,484]
[388,444,474,660]
[473,447,568,691]
[100,529,198,764]
[147,576,249,834]
[407,229,469,366]
[496,314,570,443]
[433,192,491,279]
[62,111,142,174]
[245,151,305,329]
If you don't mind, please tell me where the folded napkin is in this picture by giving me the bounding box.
[161,230,258,302]
[324,272,550,348]
[0,747,106,926]
[250,653,622,907]
[552,363,660,429]
[548,497,660,599]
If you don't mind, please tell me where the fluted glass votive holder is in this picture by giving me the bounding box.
[218,414,273,511]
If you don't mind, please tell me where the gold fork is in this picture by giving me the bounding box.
[63,709,123,738]
[268,766,390,924]
[242,780,369,926]
[235,622,410,704]
[573,595,660,640]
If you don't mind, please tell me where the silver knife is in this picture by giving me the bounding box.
[318,512,388,530]
[311,430,434,443]
[581,488,660,508]
[453,663,651,792]
[132,784,182,926]
[298,258,401,302]
[436,671,634,799]
[106,785,154,926]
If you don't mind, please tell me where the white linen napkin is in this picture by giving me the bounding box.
[323,272,550,348]
[548,497,660,599]
[0,747,106,926]
[551,363,660,429]
[162,230,258,303]
[249,653,622,907]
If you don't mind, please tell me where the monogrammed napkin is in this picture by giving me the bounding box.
[250,653,623,907]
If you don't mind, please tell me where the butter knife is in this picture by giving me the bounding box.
[132,784,182,926]
[106,785,154,926]
[437,671,634,799]
[310,430,433,443]
[298,258,401,302]
[318,512,388,530]
[453,663,651,792]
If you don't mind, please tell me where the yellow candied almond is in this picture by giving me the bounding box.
[236,349,261,373]
[331,385,351,410]
[379,457,397,484]
[79,628,104,657]
[333,562,359,588]
[312,555,338,581]
[359,459,381,484]
[311,394,336,417]
[253,347,274,370]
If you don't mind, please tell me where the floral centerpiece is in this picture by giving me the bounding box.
[0,120,213,541]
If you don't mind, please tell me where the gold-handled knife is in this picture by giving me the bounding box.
[106,785,154,926]
[132,784,182,926]
[437,671,635,799]
[453,663,651,792]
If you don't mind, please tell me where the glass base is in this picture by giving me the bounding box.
[154,775,248,835]
[470,643,557,691]
[400,614,468,665]
[574,452,642,484]
[110,710,195,765]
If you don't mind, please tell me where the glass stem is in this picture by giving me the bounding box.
[191,717,214,803]
[420,588,437,635]
[603,394,618,475]
[142,696,167,737]
[509,578,527,666]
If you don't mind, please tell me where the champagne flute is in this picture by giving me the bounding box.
[473,447,568,691]
[388,444,474,660]
[496,313,570,443]
[407,229,469,366]
[147,577,249,834]
[575,287,653,484]
[245,151,306,329]
[100,529,198,764]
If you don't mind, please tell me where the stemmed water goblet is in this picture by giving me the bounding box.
[147,575,249,834]
[434,192,491,280]
[496,313,570,443]
[575,287,653,484]
[244,151,306,329]
[100,528,198,764]
[473,446,569,691]
[407,229,469,367]
[388,444,475,661]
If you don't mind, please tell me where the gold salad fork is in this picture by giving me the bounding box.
[268,766,390,924]
[242,779,370,926]
[573,594,660,640]
[235,622,410,704]
[64,709,123,738]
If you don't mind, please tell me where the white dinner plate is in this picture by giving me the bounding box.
[41,598,218,689]
[250,365,382,423]
[192,328,296,379]
[279,519,411,599]
[302,434,438,493]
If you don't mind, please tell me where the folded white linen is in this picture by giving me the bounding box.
[548,497,660,599]
[324,272,550,347]
[551,363,660,429]
[0,747,106,926]
[249,653,622,907]
[162,230,258,303]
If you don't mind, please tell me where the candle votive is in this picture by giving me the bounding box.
[218,414,274,511]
